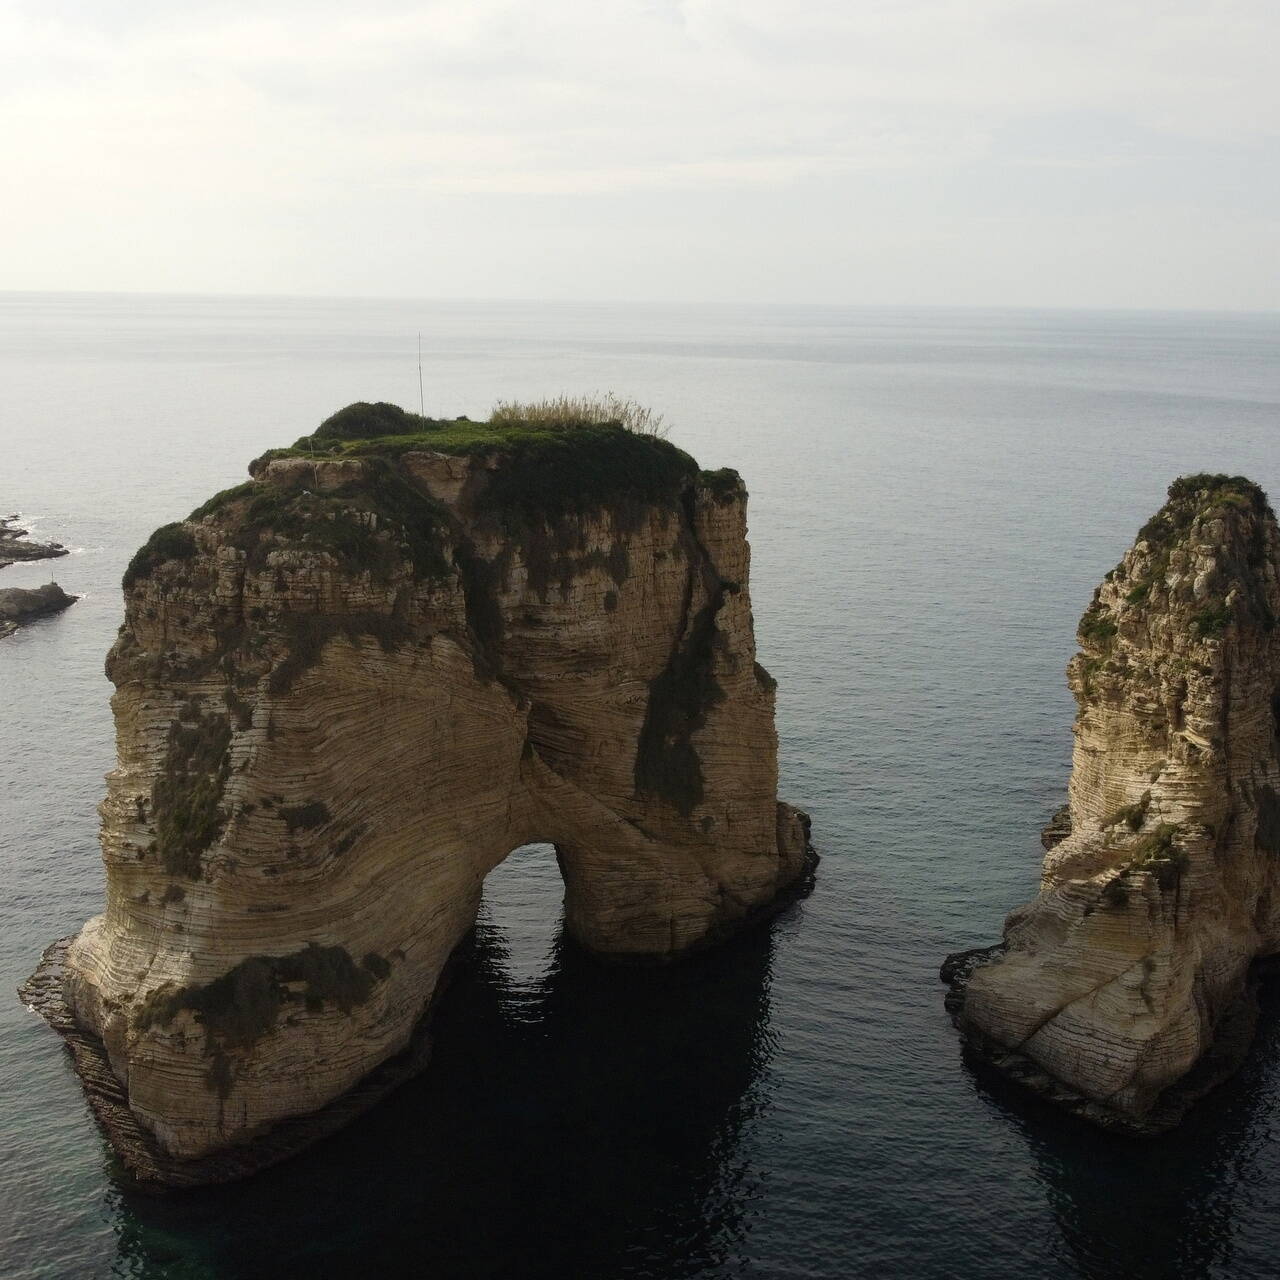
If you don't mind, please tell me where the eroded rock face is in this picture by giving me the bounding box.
[38,425,811,1174]
[945,475,1280,1130]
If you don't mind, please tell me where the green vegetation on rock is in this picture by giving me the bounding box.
[1138,474,1272,549]
[193,463,453,583]
[257,401,698,530]
[1105,791,1151,832]
[135,943,391,1095]
[315,401,441,441]
[1129,823,1188,890]
[1192,603,1233,637]
[122,523,198,589]
[152,703,232,878]
[698,467,743,504]
[1078,599,1119,647]
[1098,823,1189,907]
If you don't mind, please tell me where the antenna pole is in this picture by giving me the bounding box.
[417,332,425,419]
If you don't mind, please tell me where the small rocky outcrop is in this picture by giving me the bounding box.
[0,514,68,569]
[0,582,76,637]
[22,404,814,1183]
[944,475,1280,1131]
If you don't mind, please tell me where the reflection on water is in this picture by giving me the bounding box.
[957,973,1280,1280]
[109,846,780,1280]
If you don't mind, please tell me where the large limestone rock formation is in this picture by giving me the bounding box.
[24,405,812,1182]
[945,475,1280,1131]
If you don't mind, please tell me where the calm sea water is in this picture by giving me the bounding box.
[3,295,1280,1280]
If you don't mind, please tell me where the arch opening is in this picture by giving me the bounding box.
[475,842,565,997]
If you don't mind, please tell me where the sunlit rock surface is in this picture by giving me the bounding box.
[24,407,812,1180]
[945,475,1280,1131]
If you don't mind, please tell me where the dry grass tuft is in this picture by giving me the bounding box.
[489,393,669,438]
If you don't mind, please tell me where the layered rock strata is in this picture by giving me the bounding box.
[945,475,1280,1131]
[0,581,76,637]
[24,409,813,1181]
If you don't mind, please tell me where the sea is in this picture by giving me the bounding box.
[3,294,1280,1280]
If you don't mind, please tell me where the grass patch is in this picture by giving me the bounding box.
[489,392,668,438]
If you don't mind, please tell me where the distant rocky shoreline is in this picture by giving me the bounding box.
[1,513,77,637]
[0,514,69,569]
[0,582,77,638]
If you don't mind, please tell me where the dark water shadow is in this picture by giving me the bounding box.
[955,969,1280,1280]
[107,915,782,1280]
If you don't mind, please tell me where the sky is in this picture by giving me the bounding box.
[1,0,1276,307]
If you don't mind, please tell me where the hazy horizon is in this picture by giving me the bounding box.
[4,290,1278,316]
[3,1,1277,310]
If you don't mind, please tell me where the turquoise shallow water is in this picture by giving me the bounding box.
[3,296,1280,1279]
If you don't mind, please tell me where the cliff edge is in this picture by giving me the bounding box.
[944,474,1280,1131]
[22,403,813,1182]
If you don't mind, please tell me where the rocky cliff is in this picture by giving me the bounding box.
[24,404,813,1182]
[944,474,1280,1131]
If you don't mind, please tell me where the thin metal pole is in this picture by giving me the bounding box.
[417,332,425,419]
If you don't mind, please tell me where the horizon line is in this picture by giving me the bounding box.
[0,288,1276,317]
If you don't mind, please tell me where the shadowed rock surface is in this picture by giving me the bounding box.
[944,475,1280,1131]
[0,581,76,637]
[22,405,813,1182]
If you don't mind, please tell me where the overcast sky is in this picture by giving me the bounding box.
[2,0,1276,307]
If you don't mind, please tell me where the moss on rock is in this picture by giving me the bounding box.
[152,704,232,879]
